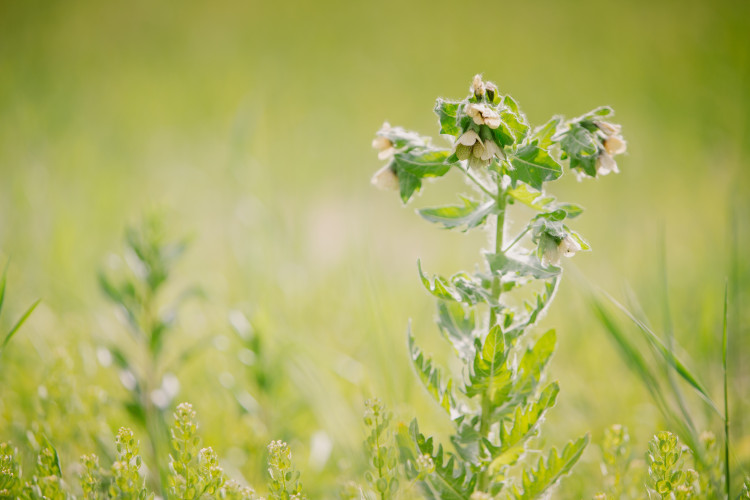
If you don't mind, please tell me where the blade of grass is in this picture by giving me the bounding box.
[723,280,730,499]
[602,290,721,416]
[591,296,670,419]
[0,262,8,317]
[1,299,41,352]
[659,230,697,445]
[591,293,694,446]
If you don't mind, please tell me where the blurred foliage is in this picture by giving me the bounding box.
[0,0,749,498]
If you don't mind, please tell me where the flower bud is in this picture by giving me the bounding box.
[472,74,485,97]
[594,120,621,136]
[485,82,498,102]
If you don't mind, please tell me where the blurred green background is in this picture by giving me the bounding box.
[1,0,748,497]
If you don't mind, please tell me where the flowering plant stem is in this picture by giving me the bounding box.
[372,74,625,498]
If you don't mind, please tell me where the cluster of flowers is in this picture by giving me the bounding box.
[371,74,626,268]
[593,119,627,176]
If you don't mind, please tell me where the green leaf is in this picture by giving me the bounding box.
[398,168,422,203]
[489,382,560,467]
[418,261,457,301]
[580,106,614,120]
[511,434,589,499]
[408,327,456,415]
[1,299,40,352]
[500,96,530,143]
[508,184,555,211]
[406,420,476,500]
[434,99,461,137]
[0,262,8,318]
[559,124,598,177]
[507,185,583,219]
[436,301,476,362]
[419,197,495,231]
[531,116,562,149]
[485,252,561,280]
[514,329,556,397]
[508,144,563,190]
[393,149,452,203]
[506,279,560,340]
[466,326,513,404]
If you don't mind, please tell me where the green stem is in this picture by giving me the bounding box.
[462,167,496,198]
[723,281,730,499]
[502,226,531,254]
[478,184,507,492]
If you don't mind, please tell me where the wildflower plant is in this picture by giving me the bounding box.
[372,75,625,498]
[363,399,400,499]
[267,440,306,500]
[98,215,199,493]
[646,431,699,499]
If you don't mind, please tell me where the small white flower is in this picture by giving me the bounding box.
[371,163,399,190]
[372,135,395,160]
[559,234,582,257]
[595,151,619,175]
[466,103,501,129]
[542,233,582,266]
[603,134,627,155]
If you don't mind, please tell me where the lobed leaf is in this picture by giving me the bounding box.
[408,327,456,415]
[510,434,589,499]
[406,420,476,500]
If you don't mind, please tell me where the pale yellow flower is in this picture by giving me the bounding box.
[466,103,501,129]
[372,135,395,160]
[371,163,399,191]
[543,234,582,266]
[603,134,627,155]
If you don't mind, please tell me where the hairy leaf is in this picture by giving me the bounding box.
[508,144,563,190]
[408,327,456,415]
[419,197,495,232]
[510,435,589,499]
[434,99,462,137]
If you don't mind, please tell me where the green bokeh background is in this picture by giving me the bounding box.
[1,0,748,497]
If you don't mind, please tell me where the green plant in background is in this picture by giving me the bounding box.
[362,399,399,499]
[646,431,699,499]
[591,278,737,496]
[267,440,305,500]
[98,215,200,494]
[372,75,625,498]
[1,442,23,499]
